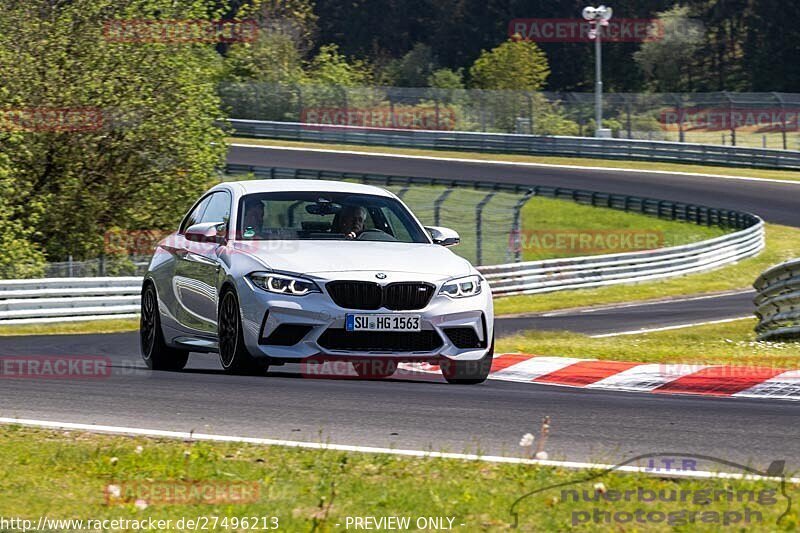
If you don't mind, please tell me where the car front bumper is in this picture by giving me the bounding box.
[237,276,494,363]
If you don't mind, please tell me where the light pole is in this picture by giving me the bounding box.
[582,5,613,138]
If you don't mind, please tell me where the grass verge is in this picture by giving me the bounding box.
[374,182,726,264]
[494,223,799,316]
[496,318,800,369]
[0,426,796,531]
[518,196,726,261]
[0,318,139,337]
[228,136,800,183]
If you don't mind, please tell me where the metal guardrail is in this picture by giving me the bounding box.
[0,167,765,323]
[0,277,141,324]
[485,222,763,296]
[754,259,800,341]
[1,220,763,322]
[228,119,800,170]
[227,165,764,297]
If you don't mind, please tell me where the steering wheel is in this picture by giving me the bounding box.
[355,229,397,242]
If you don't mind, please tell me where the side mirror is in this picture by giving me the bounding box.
[426,226,460,247]
[185,222,227,244]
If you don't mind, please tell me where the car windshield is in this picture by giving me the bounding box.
[236,191,430,243]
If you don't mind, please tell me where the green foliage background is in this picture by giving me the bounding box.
[0,0,227,269]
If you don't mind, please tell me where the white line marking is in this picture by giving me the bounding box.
[229,143,800,186]
[1,417,796,483]
[0,313,139,326]
[590,316,753,338]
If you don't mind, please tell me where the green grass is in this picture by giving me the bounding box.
[517,197,726,261]
[229,136,800,183]
[494,223,800,316]
[496,318,800,369]
[0,318,139,337]
[0,426,796,531]
[361,182,728,264]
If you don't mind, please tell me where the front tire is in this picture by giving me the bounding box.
[218,289,267,375]
[140,282,189,371]
[441,340,494,385]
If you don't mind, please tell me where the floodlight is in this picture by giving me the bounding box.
[582,7,597,20]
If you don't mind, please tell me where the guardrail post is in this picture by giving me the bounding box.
[476,191,496,266]
[773,92,788,150]
[724,92,737,147]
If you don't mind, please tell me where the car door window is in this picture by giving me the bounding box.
[200,191,231,225]
[381,207,412,241]
[179,196,211,233]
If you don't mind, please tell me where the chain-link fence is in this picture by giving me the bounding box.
[31,184,522,277]
[368,182,521,266]
[42,256,152,278]
[220,82,800,150]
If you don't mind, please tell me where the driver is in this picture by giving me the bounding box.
[335,205,368,239]
[241,198,265,238]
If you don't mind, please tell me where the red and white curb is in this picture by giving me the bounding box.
[387,354,800,401]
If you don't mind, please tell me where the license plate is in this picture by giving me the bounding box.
[345,314,421,332]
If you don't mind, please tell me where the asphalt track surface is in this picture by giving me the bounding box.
[1,332,799,471]
[1,145,798,471]
[227,144,800,226]
[494,290,755,337]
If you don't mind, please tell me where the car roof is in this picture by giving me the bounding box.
[220,179,395,198]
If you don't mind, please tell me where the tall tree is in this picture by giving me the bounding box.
[0,0,227,261]
[634,5,704,91]
[742,0,800,91]
[469,39,550,90]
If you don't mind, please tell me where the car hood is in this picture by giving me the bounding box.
[232,240,474,277]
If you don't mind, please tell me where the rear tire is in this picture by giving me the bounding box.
[218,289,268,375]
[140,282,189,371]
[352,359,397,379]
[441,339,494,385]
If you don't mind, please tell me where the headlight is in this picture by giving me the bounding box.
[248,272,320,296]
[440,275,482,298]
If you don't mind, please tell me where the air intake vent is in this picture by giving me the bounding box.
[262,324,313,346]
[444,327,485,349]
[318,329,443,352]
[326,281,382,310]
[384,282,435,310]
[325,281,434,311]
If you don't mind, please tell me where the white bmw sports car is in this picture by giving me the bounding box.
[140,179,494,384]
